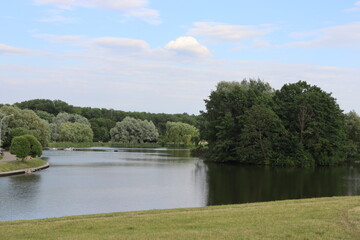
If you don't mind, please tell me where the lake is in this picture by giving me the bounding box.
[0,147,360,221]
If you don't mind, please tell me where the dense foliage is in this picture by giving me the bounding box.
[200,79,350,166]
[58,122,94,143]
[10,134,42,160]
[0,106,50,147]
[110,117,159,143]
[165,121,199,145]
[14,99,198,141]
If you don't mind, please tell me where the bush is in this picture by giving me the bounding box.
[10,134,42,160]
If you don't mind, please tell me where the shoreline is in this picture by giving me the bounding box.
[0,196,359,239]
[0,162,49,177]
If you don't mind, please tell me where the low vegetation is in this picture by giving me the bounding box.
[47,142,163,148]
[0,158,47,173]
[0,196,359,239]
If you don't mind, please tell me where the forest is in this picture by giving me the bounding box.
[1,79,360,167]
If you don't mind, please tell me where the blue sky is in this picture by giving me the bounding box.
[1,0,360,114]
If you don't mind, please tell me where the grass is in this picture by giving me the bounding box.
[0,158,47,172]
[0,196,359,239]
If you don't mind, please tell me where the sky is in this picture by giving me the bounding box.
[1,0,360,114]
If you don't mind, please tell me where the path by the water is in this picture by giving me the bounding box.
[0,152,16,162]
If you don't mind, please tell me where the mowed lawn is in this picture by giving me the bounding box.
[1,196,360,239]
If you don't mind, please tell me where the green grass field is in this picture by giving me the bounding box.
[0,158,47,172]
[0,196,359,239]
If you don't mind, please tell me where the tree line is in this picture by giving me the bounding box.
[199,79,360,167]
[0,100,200,152]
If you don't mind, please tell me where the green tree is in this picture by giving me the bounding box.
[90,118,115,142]
[201,79,273,161]
[23,134,42,157]
[165,121,199,145]
[58,122,94,142]
[237,105,285,164]
[51,112,91,141]
[344,111,360,159]
[1,106,50,147]
[110,117,159,143]
[10,136,30,160]
[273,81,346,166]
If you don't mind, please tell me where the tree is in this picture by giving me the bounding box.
[58,122,93,142]
[90,118,115,142]
[110,117,159,143]
[165,121,199,145]
[0,106,50,147]
[273,81,346,166]
[51,112,91,141]
[237,105,285,164]
[344,111,360,158]
[201,79,274,161]
[35,110,55,123]
[23,134,42,157]
[10,136,30,160]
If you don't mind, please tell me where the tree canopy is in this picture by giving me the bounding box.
[165,121,199,145]
[0,106,50,147]
[110,117,159,143]
[10,134,42,160]
[58,122,94,143]
[200,79,348,166]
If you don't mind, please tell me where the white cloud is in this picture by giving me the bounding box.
[34,0,160,24]
[34,34,83,43]
[165,36,211,57]
[39,9,76,23]
[92,37,150,53]
[345,1,360,12]
[0,43,36,56]
[188,22,275,42]
[288,22,360,48]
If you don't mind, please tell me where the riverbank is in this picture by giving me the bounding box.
[0,196,359,239]
[0,156,48,175]
[47,142,195,149]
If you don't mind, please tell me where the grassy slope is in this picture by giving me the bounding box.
[0,158,47,172]
[0,197,359,239]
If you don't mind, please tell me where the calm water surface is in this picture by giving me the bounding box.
[1,147,360,221]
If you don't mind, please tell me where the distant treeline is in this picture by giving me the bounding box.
[0,99,198,142]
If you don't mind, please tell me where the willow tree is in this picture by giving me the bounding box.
[0,106,50,147]
[110,117,159,143]
[165,121,199,145]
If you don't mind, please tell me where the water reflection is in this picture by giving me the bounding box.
[205,162,360,205]
[1,148,360,221]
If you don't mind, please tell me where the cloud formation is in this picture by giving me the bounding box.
[288,22,360,48]
[92,37,150,53]
[188,22,275,42]
[345,1,360,11]
[34,0,160,24]
[165,36,211,57]
[0,43,36,56]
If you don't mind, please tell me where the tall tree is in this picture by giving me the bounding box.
[201,79,273,161]
[273,81,346,166]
